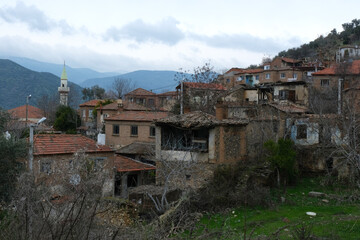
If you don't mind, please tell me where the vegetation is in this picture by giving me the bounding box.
[82,85,106,101]
[0,109,26,202]
[264,139,297,191]
[278,19,360,61]
[53,105,80,132]
[183,177,360,239]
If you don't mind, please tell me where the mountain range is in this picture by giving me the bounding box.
[7,57,183,93]
[4,56,120,85]
[0,59,82,110]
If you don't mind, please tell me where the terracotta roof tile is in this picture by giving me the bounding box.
[313,60,360,75]
[99,102,119,110]
[115,155,155,172]
[126,88,156,96]
[177,82,226,90]
[123,101,152,111]
[79,99,102,107]
[225,68,244,74]
[106,111,168,122]
[34,134,113,155]
[8,105,45,119]
[157,91,177,96]
[281,57,301,64]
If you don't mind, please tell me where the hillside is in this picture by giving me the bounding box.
[81,70,183,93]
[277,18,360,61]
[0,59,82,110]
[5,56,120,84]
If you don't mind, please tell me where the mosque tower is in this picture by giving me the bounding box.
[58,62,70,106]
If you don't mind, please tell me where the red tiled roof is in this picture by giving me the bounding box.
[34,134,113,155]
[105,111,168,122]
[281,57,301,64]
[225,68,244,74]
[126,88,156,96]
[157,91,177,96]
[177,82,226,90]
[115,155,155,172]
[8,105,45,119]
[123,101,152,111]
[237,69,263,74]
[79,99,102,107]
[312,60,360,75]
[99,102,119,110]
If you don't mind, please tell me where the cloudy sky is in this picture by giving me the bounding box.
[0,0,359,73]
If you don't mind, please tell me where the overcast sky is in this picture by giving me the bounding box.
[0,0,359,73]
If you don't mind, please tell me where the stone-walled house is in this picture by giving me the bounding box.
[32,134,115,196]
[105,111,169,149]
[114,155,156,198]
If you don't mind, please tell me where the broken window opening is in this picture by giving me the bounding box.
[40,162,52,174]
[161,126,209,152]
[296,124,307,139]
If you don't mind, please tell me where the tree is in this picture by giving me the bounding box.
[0,108,26,202]
[264,139,297,191]
[112,78,136,99]
[82,85,106,101]
[53,105,80,133]
[175,61,218,84]
[36,94,59,125]
[174,62,222,114]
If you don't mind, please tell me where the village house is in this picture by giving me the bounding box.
[79,99,102,128]
[114,155,156,198]
[154,109,284,188]
[8,104,45,125]
[124,88,177,110]
[96,99,152,131]
[104,111,169,149]
[176,82,227,114]
[32,134,115,196]
[312,59,360,114]
[124,88,157,108]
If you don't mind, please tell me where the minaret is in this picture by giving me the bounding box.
[58,62,70,106]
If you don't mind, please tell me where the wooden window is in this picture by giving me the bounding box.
[131,125,138,136]
[321,79,329,87]
[113,124,119,135]
[297,124,307,139]
[280,73,286,79]
[40,162,51,174]
[265,73,270,79]
[150,126,156,137]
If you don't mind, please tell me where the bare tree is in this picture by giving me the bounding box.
[112,78,136,99]
[0,151,120,240]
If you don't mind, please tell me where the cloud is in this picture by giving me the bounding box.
[104,17,185,45]
[0,1,75,34]
[191,33,302,53]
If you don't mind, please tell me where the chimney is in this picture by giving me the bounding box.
[215,100,228,120]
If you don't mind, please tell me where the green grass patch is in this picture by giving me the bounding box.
[184,177,360,239]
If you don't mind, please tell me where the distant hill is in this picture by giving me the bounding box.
[81,70,184,93]
[0,59,82,110]
[4,56,121,84]
[277,18,360,62]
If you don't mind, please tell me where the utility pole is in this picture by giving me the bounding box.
[180,80,184,115]
[26,95,31,127]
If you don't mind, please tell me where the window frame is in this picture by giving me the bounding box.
[265,73,271,79]
[131,125,138,136]
[321,79,330,87]
[296,124,307,139]
[280,73,286,79]
[112,124,120,135]
[150,126,156,137]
